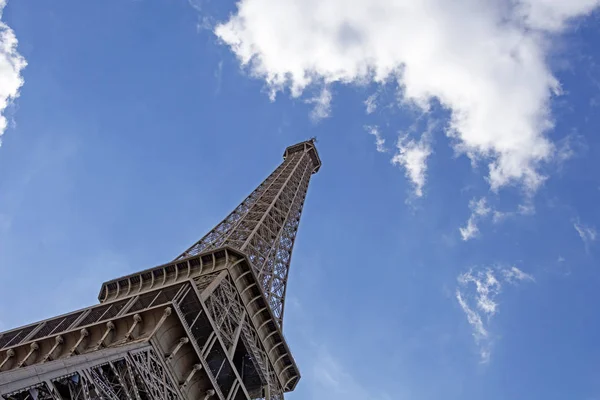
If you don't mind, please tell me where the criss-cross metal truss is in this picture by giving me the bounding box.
[0,140,320,400]
[176,139,321,326]
[2,348,180,400]
[203,274,282,400]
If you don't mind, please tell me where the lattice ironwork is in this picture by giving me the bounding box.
[204,277,244,350]
[203,275,284,400]
[128,350,180,400]
[1,141,318,400]
[176,140,320,326]
[172,292,236,400]
[1,348,180,400]
[193,273,222,293]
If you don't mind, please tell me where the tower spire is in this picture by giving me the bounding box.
[176,139,321,326]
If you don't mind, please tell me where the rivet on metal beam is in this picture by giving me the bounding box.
[125,314,143,340]
[0,348,15,370]
[41,335,64,363]
[149,307,172,338]
[93,321,115,351]
[180,363,203,389]
[68,329,89,357]
[17,342,39,368]
[166,337,189,361]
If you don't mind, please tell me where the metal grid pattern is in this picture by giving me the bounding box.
[193,272,222,293]
[1,348,179,400]
[173,290,242,400]
[176,140,319,326]
[204,276,283,400]
[204,277,244,350]
[239,316,282,400]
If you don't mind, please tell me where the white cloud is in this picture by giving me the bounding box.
[502,266,535,283]
[306,86,332,122]
[456,290,488,340]
[392,133,431,197]
[365,125,387,153]
[459,268,501,314]
[459,216,480,241]
[514,0,600,31]
[460,197,491,240]
[472,197,492,217]
[492,202,536,223]
[214,0,600,193]
[552,133,587,170]
[574,220,597,248]
[461,197,536,239]
[456,266,533,362]
[0,0,27,145]
[364,93,377,114]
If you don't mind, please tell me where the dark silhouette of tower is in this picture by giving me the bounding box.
[0,139,321,400]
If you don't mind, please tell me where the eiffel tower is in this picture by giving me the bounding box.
[0,139,321,400]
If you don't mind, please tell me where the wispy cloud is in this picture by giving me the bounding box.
[574,220,597,250]
[502,266,535,284]
[460,197,535,240]
[555,133,586,165]
[364,93,377,114]
[364,125,387,153]
[456,290,488,345]
[459,218,479,241]
[456,266,534,363]
[306,87,332,122]
[491,202,535,223]
[390,120,437,198]
[0,0,27,145]
[460,197,491,241]
[214,0,600,194]
[392,133,431,197]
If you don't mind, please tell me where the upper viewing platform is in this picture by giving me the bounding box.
[284,138,321,173]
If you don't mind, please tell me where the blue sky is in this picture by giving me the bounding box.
[1,0,600,399]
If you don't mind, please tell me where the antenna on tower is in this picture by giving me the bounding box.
[310,136,318,144]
